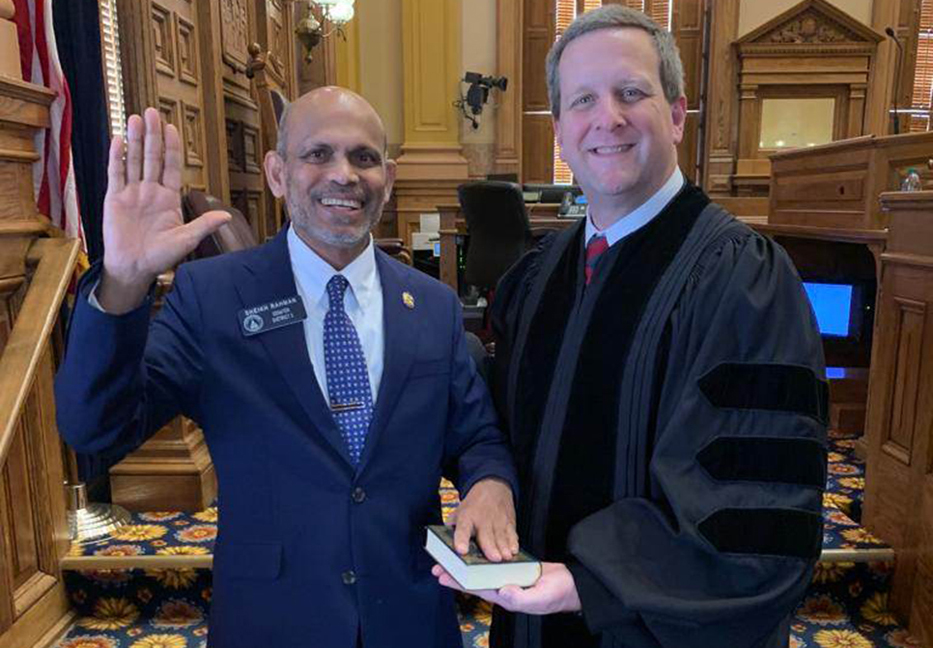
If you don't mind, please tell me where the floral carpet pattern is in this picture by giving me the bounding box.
[56,433,926,648]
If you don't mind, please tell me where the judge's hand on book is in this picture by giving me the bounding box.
[98,108,231,314]
[432,561,582,615]
[451,477,518,562]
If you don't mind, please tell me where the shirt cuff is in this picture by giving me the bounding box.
[87,279,108,313]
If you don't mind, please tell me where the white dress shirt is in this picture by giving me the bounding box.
[584,167,685,248]
[287,226,384,404]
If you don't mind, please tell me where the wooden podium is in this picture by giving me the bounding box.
[862,191,933,646]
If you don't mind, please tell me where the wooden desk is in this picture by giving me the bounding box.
[437,202,576,294]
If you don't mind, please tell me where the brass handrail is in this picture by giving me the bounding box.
[0,237,80,466]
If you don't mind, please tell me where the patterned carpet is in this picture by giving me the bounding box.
[55,430,926,648]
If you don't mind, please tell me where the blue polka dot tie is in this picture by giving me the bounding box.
[323,275,373,465]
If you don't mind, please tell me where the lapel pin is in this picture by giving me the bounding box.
[402,291,415,309]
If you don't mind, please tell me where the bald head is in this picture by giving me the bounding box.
[276,86,387,159]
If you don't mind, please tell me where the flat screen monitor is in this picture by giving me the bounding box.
[803,282,854,337]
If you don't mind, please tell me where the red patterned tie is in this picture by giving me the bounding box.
[585,234,609,285]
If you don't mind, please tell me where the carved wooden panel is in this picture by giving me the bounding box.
[243,124,261,174]
[884,297,927,463]
[522,114,554,184]
[0,346,67,624]
[246,192,263,237]
[672,0,704,109]
[522,0,552,113]
[221,0,250,73]
[264,0,291,89]
[175,13,199,86]
[151,2,175,78]
[147,0,209,192]
[181,102,205,168]
[4,426,39,590]
[158,96,179,128]
[226,119,244,172]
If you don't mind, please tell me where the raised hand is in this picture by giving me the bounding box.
[98,108,231,313]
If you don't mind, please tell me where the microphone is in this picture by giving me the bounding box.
[886,27,904,134]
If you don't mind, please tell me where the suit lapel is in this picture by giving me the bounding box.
[234,229,353,466]
[357,251,419,473]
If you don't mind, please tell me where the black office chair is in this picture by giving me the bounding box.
[458,181,534,293]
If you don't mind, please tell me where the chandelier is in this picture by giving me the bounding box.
[296,0,356,62]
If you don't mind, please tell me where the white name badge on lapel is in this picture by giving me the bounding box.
[238,296,307,337]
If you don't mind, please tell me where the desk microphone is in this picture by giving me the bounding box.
[886,27,904,134]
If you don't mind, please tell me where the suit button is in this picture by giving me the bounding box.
[342,570,357,585]
[352,487,366,503]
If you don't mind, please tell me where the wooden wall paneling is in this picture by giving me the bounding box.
[220,0,267,239]
[522,114,554,184]
[195,0,231,200]
[146,0,211,193]
[256,0,297,99]
[495,0,523,176]
[671,0,706,183]
[702,0,740,197]
[117,0,160,114]
[108,0,229,507]
[521,0,553,184]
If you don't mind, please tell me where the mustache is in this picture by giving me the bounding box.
[308,188,368,203]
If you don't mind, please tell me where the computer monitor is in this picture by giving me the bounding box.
[802,281,871,342]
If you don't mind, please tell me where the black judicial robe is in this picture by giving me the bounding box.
[489,183,828,648]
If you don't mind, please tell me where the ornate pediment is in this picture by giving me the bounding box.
[736,0,882,49]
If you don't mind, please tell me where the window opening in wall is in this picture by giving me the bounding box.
[909,0,933,132]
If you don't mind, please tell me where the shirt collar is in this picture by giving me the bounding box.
[286,225,379,311]
[585,167,685,248]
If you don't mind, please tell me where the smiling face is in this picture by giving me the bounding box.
[264,88,396,268]
[554,27,686,224]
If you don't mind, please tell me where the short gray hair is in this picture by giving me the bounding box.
[545,5,684,118]
[276,100,293,159]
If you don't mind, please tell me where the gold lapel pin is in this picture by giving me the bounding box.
[402,291,415,309]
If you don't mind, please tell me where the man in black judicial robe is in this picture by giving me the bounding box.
[433,6,828,648]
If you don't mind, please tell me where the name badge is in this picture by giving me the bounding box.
[238,296,307,337]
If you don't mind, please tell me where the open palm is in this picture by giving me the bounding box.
[100,108,230,312]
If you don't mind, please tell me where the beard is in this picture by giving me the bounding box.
[285,188,382,250]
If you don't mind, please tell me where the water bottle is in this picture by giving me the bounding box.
[901,168,922,192]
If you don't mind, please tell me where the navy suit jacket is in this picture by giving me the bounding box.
[55,228,517,648]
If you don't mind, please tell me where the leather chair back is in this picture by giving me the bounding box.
[182,190,259,257]
[458,181,531,291]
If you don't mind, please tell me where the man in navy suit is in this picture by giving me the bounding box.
[55,87,519,647]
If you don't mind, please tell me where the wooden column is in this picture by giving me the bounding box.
[864,0,900,136]
[394,0,468,249]
[494,0,522,177]
[702,0,740,198]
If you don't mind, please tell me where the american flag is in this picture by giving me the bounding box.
[13,0,85,250]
